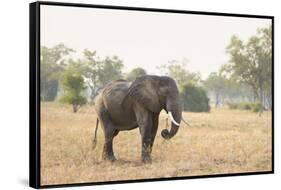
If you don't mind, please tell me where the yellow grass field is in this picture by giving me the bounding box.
[40,102,272,185]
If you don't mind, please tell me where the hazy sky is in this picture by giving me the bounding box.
[41,5,271,79]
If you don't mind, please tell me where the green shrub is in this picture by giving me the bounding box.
[226,101,263,112]
[238,102,252,110]
[180,82,210,112]
[226,102,238,109]
[251,102,263,112]
[59,69,87,113]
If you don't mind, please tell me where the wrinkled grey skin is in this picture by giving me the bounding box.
[94,75,182,163]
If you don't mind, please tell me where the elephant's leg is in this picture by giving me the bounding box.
[135,104,153,163]
[139,122,153,163]
[98,109,118,161]
[102,129,120,161]
[102,132,117,161]
[150,114,159,151]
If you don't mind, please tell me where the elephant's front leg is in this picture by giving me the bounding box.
[139,119,153,163]
[135,104,153,163]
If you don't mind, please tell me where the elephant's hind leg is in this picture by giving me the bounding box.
[102,132,117,162]
[98,109,119,162]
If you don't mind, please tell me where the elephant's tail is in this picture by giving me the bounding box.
[92,118,99,150]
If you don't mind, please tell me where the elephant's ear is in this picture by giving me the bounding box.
[126,76,161,113]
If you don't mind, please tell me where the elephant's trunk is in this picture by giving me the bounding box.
[161,98,182,140]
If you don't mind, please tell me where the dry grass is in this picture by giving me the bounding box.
[40,102,272,185]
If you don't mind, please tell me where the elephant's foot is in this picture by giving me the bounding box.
[102,153,116,162]
[106,157,116,162]
[141,154,152,164]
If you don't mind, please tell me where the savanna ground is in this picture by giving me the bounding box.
[40,102,272,185]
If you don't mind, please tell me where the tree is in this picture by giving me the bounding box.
[126,67,147,81]
[158,60,201,87]
[225,25,272,109]
[204,71,257,107]
[204,72,227,107]
[180,82,210,112]
[82,50,124,102]
[60,65,87,113]
[78,49,100,102]
[40,43,74,101]
[98,56,124,86]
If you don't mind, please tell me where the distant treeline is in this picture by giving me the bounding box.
[41,25,272,112]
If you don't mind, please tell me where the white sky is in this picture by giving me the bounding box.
[41,5,271,79]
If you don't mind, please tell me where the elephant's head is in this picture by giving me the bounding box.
[126,75,182,140]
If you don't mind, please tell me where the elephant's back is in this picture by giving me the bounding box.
[94,80,129,110]
[101,80,135,123]
[102,80,131,101]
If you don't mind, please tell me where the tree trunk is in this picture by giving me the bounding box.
[215,93,220,108]
[250,84,259,103]
[259,81,265,107]
[73,104,78,113]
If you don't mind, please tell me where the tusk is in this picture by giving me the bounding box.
[168,112,180,126]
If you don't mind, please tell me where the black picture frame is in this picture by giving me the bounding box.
[29,1,274,189]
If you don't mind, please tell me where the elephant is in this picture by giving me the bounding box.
[93,75,183,163]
